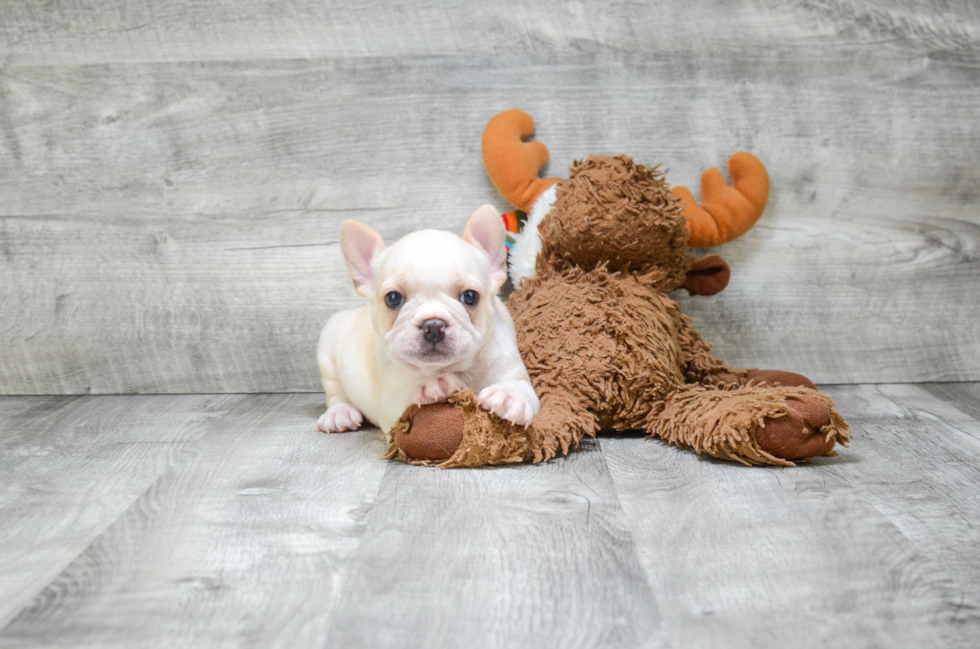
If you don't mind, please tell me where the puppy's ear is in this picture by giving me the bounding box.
[340,220,385,297]
[464,204,508,290]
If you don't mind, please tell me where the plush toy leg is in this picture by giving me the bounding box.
[744,368,816,390]
[526,392,600,462]
[385,390,597,468]
[385,391,535,468]
[644,384,849,466]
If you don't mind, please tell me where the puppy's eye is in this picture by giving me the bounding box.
[460,290,479,306]
[384,291,403,308]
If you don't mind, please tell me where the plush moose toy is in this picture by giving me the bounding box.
[385,110,849,468]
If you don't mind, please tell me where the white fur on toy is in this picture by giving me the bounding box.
[506,184,558,287]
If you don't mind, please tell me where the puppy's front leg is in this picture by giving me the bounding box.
[318,402,363,434]
[478,379,540,428]
[414,373,468,406]
[316,322,363,434]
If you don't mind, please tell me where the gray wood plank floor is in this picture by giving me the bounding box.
[2,0,980,393]
[2,385,979,648]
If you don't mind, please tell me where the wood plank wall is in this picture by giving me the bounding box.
[1,0,978,394]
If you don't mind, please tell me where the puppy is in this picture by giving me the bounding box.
[316,205,540,436]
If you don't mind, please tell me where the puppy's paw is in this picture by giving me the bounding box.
[413,374,467,406]
[317,403,364,433]
[478,381,539,427]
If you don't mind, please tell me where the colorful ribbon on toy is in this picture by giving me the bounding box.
[501,210,527,251]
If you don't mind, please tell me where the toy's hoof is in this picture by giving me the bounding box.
[746,369,816,391]
[395,403,465,461]
[756,395,835,460]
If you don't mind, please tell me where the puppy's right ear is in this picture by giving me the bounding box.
[464,204,508,290]
[340,221,385,297]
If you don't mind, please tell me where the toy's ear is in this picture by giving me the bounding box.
[340,220,385,297]
[683,254,730,296]
[464,204,508,290]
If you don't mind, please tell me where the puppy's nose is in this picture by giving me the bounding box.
[421,319,447,344]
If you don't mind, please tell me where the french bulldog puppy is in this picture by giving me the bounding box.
[316,205,540,435]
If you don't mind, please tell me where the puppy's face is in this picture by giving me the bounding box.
[340,205,508,373]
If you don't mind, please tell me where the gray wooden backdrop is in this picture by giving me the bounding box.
[1,0,978,395]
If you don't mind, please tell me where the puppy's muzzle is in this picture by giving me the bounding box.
[420,319,447,344]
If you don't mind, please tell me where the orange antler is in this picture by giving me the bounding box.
[674,152,770,247]
[482,110,561,213]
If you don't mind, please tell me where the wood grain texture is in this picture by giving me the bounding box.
[322,439,665,649]
[1,0,980,393]
[601,383,980,648]
[0,394,241,628]
[1,0,978,66]
[2,387,980,647]
[0,393,389,648]
[920,382,980,422]
[831,384,980,607]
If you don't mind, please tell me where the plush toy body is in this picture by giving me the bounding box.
[388,110,849,468]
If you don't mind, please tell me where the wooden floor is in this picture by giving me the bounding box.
[0,383,978,648]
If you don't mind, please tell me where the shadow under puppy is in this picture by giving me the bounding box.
[316,205,540,436]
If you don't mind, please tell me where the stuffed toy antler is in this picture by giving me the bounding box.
[481,109,561,213]
[481,109,770,248]
[674,153,770,247]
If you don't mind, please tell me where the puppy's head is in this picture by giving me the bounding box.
[340,205,508,372]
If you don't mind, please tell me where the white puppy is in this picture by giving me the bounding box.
[316,205,540,436]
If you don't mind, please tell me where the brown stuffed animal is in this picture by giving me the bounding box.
[385,110,849,468]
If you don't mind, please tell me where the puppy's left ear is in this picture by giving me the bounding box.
[464,204,508,290]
